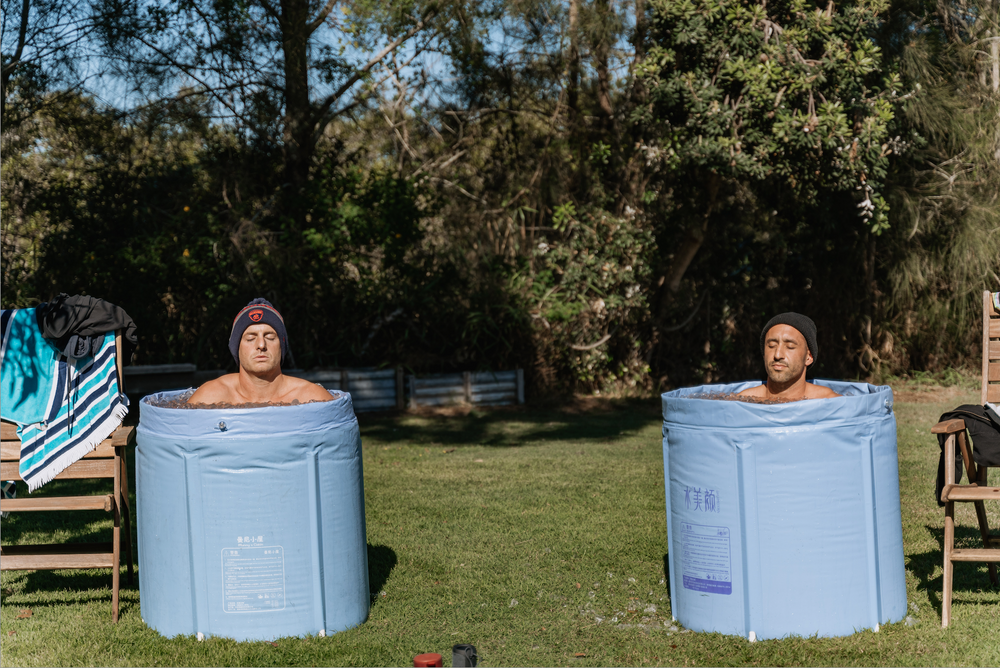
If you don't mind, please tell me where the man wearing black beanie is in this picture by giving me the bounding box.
[187,298,332,406]
[737,312,841,402]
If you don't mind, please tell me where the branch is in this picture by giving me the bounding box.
[307,0,338,36]
[259,0,280,23]
[382,109,418,159]
[411,148,467,178]
[127,34,278,144]
[426,177,488,204]
[570,326,622,351]
[2,0,31,80]
[312,11,436,125]
[662,290,708,332]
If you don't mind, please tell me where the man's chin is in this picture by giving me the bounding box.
[243,361,279,375]
[766,371,798,384]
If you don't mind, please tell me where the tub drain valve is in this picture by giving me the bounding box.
[217,421,228,432]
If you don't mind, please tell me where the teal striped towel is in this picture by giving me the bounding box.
[0,308,128,491]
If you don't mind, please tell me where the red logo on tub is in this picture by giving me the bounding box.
[248,309,264,322]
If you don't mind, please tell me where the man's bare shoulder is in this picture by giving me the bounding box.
[805,382,841,399]
[737,384,767,397]
[187,374,240,404]
[280,376,333,403]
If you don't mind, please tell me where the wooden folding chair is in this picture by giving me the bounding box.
[931,290,1000,627]
[0,331,135,622]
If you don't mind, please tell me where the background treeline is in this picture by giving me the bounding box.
[2,0,998,393]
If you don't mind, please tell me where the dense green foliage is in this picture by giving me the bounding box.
[2,0,997,389]
[639,0,897,230]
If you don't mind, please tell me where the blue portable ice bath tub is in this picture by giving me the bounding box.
[136,390,369,641]
[661,381,906,640]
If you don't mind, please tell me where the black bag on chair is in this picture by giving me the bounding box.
[935,405,1000,506]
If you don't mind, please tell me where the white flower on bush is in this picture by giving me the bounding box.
[537,241,550,254]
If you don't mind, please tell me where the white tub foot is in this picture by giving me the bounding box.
[748,631,757,643]
[197,632,205,642]
[319,629,326,637]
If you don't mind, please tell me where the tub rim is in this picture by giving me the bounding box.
[662,380,893,429]
[137,388,356,438]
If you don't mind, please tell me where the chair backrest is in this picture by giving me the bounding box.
[984,291,1000,405]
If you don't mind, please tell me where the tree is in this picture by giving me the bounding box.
[1,0,108,122]
[636,0,902,349]
[100,0,439,219]
[873,0,1000,373]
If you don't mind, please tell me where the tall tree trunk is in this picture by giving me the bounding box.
[280,0,314,215]
[566,0,584,197]
[620,0,649,209]
[567,0,581,127]
[1,0,32,123]
[594,0,615,135]
[655,173,722,323]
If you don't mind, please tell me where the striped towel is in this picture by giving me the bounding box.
[0,308,128,491]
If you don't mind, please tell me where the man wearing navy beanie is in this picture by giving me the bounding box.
[738,312,841,402]
[187,298,331,405]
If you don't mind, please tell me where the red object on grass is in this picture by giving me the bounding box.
[413,653,443,667]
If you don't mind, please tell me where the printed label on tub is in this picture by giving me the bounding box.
[221,545,286,612]
[679,522,732,595]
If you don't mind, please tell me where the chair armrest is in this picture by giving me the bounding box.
[110,425,136,448]
[931,419,967,434]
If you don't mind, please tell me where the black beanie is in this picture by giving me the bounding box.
[229,298,289,366]
[760,312,818,363]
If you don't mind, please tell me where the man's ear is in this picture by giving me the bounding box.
[805,350,814,367]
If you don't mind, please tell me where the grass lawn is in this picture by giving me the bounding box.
[3,384,1000,666]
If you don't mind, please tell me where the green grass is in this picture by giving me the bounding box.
[3,390,1000,666]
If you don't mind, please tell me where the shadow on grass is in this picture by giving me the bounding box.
[907,524,1000,618]
[358,397,663,449]
[368,543,397,608]
[3,563,139,620]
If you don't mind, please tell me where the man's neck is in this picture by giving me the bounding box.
[764,376,809,401]
[236,367,283,403]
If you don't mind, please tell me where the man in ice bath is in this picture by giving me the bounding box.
[737,312,841,402]
[188,298,332,405]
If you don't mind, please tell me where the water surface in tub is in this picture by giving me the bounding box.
[685,391,810,405]
[145,388,335,409]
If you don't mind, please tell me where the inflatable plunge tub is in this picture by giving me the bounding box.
[661,381,906,640]
[136,389,369,641]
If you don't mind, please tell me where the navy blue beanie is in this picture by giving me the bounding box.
[760,312,818,363]
[229,298,289,366]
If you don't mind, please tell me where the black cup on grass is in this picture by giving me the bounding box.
[452,644,478,667]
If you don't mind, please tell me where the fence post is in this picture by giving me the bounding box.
[396,366,405,410]
[516,368,525,404]
[408,375,417,409]
[340,369,349,394]
[463,371,472,404]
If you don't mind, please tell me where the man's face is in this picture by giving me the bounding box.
[763,324,813,385]
[238,324,281,375]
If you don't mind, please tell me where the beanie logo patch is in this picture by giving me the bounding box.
[248,309,264,322]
